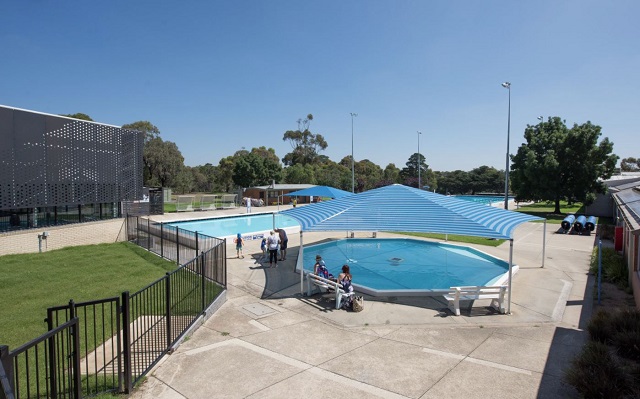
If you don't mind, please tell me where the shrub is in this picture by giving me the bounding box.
[608,308,640,362]
[565,341,635,398]
[612,330,640,362]
[589,247,628,288]
[587,309,614,343]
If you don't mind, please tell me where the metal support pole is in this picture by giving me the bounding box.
[201,251,206,312]
[350,112,357,193]
[597,238,602,305]
[121,291,132,394]
[542,220,546,268]
[71,318,82,399]
[165,273,172,349]
[502,82,511,210]
[417,131,422,189]
[1,345,15,399]
[507,239,514,315]
[300,231,305,295]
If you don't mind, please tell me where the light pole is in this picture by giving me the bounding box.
[350,112,357,193]
[501,82,511,210]
[417,131,422,189]
[537,115,543,123]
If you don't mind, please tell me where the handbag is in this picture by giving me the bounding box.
[352,295,364,312]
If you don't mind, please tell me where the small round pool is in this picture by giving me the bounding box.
[301,238,514,296]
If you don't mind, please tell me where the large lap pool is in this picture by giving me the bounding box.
[301,238,514,296]
[166,213,300,239]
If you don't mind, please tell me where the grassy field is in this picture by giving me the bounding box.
[516,201,584,224]
[392,231,505,247]
[0,242,178,349]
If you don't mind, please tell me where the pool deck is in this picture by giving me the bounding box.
[132,204,595,398]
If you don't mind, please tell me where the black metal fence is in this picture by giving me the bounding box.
[1,319,81,399]
[46,298,122,397]
[1,216,227,398]
[126,215,225,276]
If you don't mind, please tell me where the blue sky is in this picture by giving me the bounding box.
[2,1,638,172]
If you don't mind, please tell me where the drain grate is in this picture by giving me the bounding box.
[388,257,403,265]
[242,303,277,317]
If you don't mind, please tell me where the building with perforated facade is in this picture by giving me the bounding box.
[0,105,144,232]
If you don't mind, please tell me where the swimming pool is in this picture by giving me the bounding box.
[166,213,300,239]
[301,238,515,296]
[454,195,514,205]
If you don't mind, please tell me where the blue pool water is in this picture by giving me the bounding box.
[303,238,509,294]
[167,213,300,239]
[455,195,513,205]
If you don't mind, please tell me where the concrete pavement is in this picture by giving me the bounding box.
[131,206,594,398]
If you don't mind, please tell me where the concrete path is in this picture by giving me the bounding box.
[131,206,595,398]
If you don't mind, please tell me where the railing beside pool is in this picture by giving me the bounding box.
[0,217,228,398]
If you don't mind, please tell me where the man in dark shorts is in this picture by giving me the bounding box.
[276,227,288,261]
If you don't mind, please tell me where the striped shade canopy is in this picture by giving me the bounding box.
[280,184,541,240]
[282,185,353,199]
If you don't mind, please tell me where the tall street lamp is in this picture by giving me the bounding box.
[417,131,422,189]
[537,115,543,123]
[501,82,511,210]
[350,112,357,193]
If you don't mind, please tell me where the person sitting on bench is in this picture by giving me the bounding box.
[313,255,333,279]
[337,264,354,309]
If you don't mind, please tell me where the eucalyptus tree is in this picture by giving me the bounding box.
[621,157,640,172]
[60,113,93,121]
[142,137,184,188]
[122,121,161,142]
[281,114,328,166]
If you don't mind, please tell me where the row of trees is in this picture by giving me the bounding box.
[63,113,621,212]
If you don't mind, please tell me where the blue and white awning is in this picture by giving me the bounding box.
[282,185,353,199]
[280,184,541,239]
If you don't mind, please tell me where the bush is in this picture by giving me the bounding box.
[589,247,628,288]
[565,341,636,398]
[572,308,640,397]
[587,309,614,343]
[613,330,640,362]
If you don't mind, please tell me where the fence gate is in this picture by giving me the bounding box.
[47,297,122,397]
[1,318,82,399]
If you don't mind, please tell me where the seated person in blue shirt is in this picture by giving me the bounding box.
[313,255,333,280]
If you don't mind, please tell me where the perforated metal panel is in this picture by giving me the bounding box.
[0,105,143,210]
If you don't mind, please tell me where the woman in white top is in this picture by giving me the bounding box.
[266,231,280,268]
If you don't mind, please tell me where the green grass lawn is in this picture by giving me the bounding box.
[516,201,585,224]
[391,231,505,247]
[0,242,178,349]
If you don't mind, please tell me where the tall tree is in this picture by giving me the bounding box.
[216,156,236,192]
[468,166,504,194]
[510,117,618,213]
[400,153,432,189]
[60,113,93,121]
[195,163,217,192]
[314,162,351,190]
[143,137,184,187]
[355,159,383,192]
[283,164,316,184]
[232,147,283,188]
[174,166,196,194]
[382,163,401,184]
[621,157,640,172]
[122,121,161,142]
[281,114,328,166]
[435,170,471,195]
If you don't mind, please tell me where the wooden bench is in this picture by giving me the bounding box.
[306,274,353,309]
[444,285,507,316]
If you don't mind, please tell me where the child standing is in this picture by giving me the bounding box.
[235,233,244,258]
[260,237,267,260]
